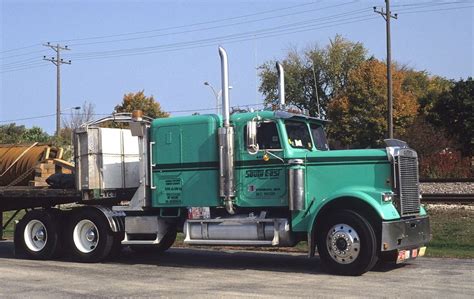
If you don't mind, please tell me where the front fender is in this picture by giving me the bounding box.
[292,187,401,233]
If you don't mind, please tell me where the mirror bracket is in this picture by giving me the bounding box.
[246,119,259,155]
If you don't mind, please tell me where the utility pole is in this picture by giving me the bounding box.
[374,0,397,139]
[43,43,71,136]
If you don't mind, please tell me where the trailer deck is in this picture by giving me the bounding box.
[0,187,81,212]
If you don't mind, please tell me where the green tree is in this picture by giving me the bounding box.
[401,69,452,115]
[114,90,169,119]
[0,124,26,144]
[259,35,367,117]
[0,124,50,144]
[22,127,50,143]
[427,78,474,156]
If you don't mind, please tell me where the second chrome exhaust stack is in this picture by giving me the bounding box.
[218,46,235,214]
[276,62,285,108]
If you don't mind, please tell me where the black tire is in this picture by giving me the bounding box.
[316,210,378,276]
[130,229,177,254]
[14,209,61,260]
[110,232,124,258]
[66,208,114,263]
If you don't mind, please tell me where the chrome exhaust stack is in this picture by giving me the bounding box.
[218,46,235,214]
[276,62,285,108]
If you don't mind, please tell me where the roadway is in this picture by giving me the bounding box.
[0,241,472,298]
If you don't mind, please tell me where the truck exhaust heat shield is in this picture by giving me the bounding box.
[218,127,235,198]
[288,159,305,211]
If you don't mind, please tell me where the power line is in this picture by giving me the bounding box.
[0,49,49,60]
[0,113,57,123]
[49,2,327,43]
[0,63,50,74]
[6,15,377,66]
[2,0,470,62]
[1,57,39,67]
[65,10,373,60]
[0,43,41,54]
[2,2,471,72]
[0,3,351,61]
[61,1,473,61]
[2,61,48,70]
[398,4,474,14]
[1,2,346,58]
[0,104,266,124]
[66,2,358,47]
[391,1,472,8]
[1,12,375,71]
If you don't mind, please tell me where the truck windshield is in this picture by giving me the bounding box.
[285,121,312,150]
[310,123,329,151]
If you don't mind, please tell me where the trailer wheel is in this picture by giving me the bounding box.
[67,208,114,263]
[130,229,177,254]
[316,210,378,276]
[14,209,60,260]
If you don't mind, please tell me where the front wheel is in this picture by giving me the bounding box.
[316,210,378,276]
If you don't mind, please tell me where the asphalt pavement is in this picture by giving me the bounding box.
[0,240,472,298]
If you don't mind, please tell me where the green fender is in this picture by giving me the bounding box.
[296,187,401,234]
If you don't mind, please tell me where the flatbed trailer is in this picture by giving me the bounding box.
[0,187,81,212]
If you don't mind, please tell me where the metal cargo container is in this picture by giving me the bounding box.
[74,127,140,192]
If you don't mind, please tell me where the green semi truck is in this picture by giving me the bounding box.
[10,47,430,275]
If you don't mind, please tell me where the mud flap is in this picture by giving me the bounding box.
[308,231,315,258]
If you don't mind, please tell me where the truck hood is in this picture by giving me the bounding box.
[302,148,389,163]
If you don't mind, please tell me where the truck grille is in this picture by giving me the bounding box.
[395,149,421,216]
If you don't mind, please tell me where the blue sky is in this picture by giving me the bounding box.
[1,0,473,134]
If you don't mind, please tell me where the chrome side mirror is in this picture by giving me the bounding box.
[246,120,259,155]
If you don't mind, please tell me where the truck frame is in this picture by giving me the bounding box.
[2,47,430,275]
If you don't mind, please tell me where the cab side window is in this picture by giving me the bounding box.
[244,122,281,150]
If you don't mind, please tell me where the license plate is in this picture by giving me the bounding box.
[397,248,420,264]
[397,250,407,263]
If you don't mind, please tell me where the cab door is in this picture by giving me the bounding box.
[236,121,288,207]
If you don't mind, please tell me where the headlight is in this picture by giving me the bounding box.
[382,191,395,202]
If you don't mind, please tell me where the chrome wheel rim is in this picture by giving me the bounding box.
[326,223,360,264]
[24,220,47,252]
[73,220,99,253]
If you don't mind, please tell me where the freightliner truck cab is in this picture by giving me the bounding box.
[13,47,430,276]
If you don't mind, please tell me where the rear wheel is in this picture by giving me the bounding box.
[67,208,114,262]
[316,210,378,276]
[14,209,60,260]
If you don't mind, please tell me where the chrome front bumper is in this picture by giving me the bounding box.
[381,216,431,251]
